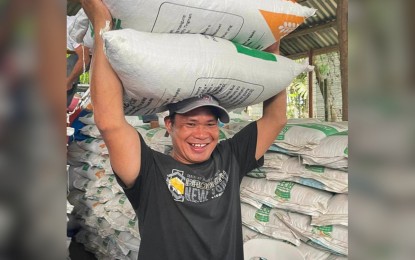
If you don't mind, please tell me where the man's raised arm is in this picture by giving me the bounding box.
[81,0,141,188]
[255,41,288,160]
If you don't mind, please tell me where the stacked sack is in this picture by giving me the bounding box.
[68,1,315,116]
[222,118,349,259]
[69,0,316,50]
[67,114,150,259]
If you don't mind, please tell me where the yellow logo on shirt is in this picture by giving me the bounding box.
[169,177,185,195]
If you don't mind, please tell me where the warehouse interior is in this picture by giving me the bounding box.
[66,0,348,259]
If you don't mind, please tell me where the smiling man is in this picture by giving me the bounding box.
[81,0,287,259]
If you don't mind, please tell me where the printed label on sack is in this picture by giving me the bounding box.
[192,78,264,108]
[292,123,340,136]
[219,130,227,140]
[128,219,136,228]
[312,225,333,237]
[275,181,295,200]
[247,168,266,178]
[151,3,243,40]
[259,10,305,42]
[255,204,272,222]
[305,165,325,173]
[118,195,127,205]
[277,125,292,140]
[344,147,348,155]
[232,42,277,61]
[278,123,339,138]
[333,130,348,136]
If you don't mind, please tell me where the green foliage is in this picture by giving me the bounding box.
[287,59,309,118]
[79,72,90,84]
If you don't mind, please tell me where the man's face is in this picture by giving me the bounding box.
[165,107,220,164]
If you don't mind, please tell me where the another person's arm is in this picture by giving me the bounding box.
[66,45,90,90]
[255,41,288,160]
[81,0,141,188]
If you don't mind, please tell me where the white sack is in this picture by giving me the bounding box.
[104,211,140,238]
[273,122,348,153]
[302,130,349,170]
[263,152,292,169]
[240,177,333,216]
[241,203,301,246]
[77,137,109,155]
[311,194,348,227]
[297,242,332,260]
[70,164,111,181]
[67,8,89,43]
[275,211,348,256]
[114,230,141,252]
[104,194,136,220]
[265,157,348,193]
[102,29,313,116]
[73,0,315,50]
[79,112,147,127]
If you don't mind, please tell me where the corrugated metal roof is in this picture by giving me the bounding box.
[281,0,339,59]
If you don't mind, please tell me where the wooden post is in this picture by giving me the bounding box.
[308,50,313,118]
[323,79,329,121]
[337,0,348,121]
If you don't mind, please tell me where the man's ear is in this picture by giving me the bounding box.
[164,116,172,133]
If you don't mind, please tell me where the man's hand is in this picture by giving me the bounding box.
[80,0,113,30]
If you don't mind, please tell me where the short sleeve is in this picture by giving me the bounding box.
[222,122,264,179]
[113,132,153,210]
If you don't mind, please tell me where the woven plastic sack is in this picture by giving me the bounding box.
[265,157,348,193]
[77,137,109,155]
[113,230,141,252]
[104,194,136,219]
[72,0,315,50]
[241,202,301,246]
[311,194,348,227]
[273,122,348,153]
[67,8,89,43]
[67,144,111,169]
[302,130,349,170]
[104,211,140,238]
[70,164,111,181]
[102,29,313,116]
[297,242,332,260]
[240,177,333,216]
[275,210,348,256]
[79,112,147,127]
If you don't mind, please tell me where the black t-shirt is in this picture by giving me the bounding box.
[116,122,263,260]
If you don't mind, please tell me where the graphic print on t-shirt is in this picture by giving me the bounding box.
[166,169,229,203]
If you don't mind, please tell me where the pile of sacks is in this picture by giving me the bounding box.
[68,1,315,115]
[67,114,149,259]
[237,118,349,259]
[68,115,349,259]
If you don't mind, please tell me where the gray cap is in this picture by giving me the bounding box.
[167,94,230,123]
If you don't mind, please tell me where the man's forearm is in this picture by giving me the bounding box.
[262,89,287,127]
[88,18,126,131]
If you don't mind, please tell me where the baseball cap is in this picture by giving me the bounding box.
[167,94,230,123]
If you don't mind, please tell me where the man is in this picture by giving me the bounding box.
[81,0,287,259]
[67,15,91,107]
